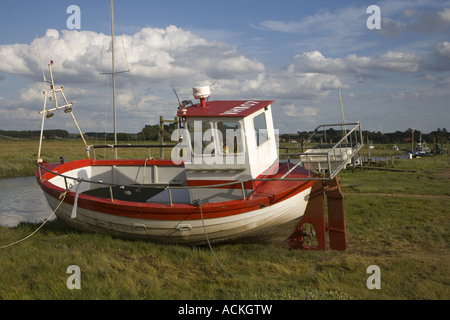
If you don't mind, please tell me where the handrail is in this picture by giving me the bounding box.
[37,123,363,189]
[280,122,363,179]
[88,143,177,160]
[36,122,363,204]
[90,144,176,149]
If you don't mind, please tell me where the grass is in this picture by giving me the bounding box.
[0,140,449,300]
[0,139,173,179]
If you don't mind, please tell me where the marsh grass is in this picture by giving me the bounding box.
[0,142,449,300]
[0,139,172,178]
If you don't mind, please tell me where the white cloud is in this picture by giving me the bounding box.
[391,91,406,100]
[282,104,318,119]
[0,27,347,132]
[292,50,420,74]
[256,6,366,37]
[438,8,450,22]
[410,7,450,33]
[376,6,450,38]
[428,41,450,71]
[435,41,450,59]
[377,17,407,38]
[0,26,265,85]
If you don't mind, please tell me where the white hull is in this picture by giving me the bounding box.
[43,187,311,244]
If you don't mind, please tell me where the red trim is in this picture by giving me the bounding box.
[177,100,274,118]
[36,159,315,221]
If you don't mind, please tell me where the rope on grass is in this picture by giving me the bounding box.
[0,190,68,249]
[193,199,240,279]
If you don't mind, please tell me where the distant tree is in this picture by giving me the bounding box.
[138,125,159,141]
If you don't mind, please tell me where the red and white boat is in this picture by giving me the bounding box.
[36,75,363,246]
[35,5,363,246]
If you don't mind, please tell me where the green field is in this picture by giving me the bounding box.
[0,139,172,179]
[0,140,449,300]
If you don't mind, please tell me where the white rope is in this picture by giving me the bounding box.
[135,158,150,193]
[0,191,68,249]
[193,199,238,279]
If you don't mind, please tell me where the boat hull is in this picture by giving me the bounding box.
[36,159,315,244]
[42,187,311,244]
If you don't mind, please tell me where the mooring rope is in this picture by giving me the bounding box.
[0,190,68,249]
[192,199,238,279]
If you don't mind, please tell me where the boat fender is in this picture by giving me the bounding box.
[133,223,147,231]
[177,224,192,232]
[71,179,82,219]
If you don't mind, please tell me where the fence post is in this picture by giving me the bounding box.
[159,116,164,159]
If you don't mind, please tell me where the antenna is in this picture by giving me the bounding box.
[338,87,347,141]
[36,35,47,82]
[173,89,182,108]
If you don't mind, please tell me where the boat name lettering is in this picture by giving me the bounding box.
[219,101,259,115]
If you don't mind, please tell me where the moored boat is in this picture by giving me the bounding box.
[35,74,362,245]
[34,0,363,246]
[35,84,313,244]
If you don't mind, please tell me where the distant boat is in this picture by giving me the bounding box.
[412,143,432,157]
[411,131,432,157]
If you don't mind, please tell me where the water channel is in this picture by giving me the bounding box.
[0,176,55,227]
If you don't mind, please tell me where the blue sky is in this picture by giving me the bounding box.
[0,0,449,135]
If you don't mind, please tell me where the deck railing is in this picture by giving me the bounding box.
[279,122,363,180]
[37,122,363,205]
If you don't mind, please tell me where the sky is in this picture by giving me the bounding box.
[0,0,449,135]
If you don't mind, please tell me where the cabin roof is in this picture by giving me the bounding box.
[177,100,274,118]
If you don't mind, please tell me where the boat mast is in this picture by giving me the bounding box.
[111,0,118,159]
[338,87,347,142]
[111,0,117,159]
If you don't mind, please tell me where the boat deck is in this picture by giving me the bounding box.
[79,162,314,205]
[82,185,167,203]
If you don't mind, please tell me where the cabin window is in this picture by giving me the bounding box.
[253,112,268,146]
[187,120,214,156]
[216,121,244,155]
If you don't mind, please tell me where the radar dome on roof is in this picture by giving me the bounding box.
[193,86,211,99]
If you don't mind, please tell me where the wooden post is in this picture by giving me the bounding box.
[159,116,164,159]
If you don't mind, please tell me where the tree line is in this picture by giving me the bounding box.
[0,129,69,139]
[283,128,449,145]
[2,126,448,145]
